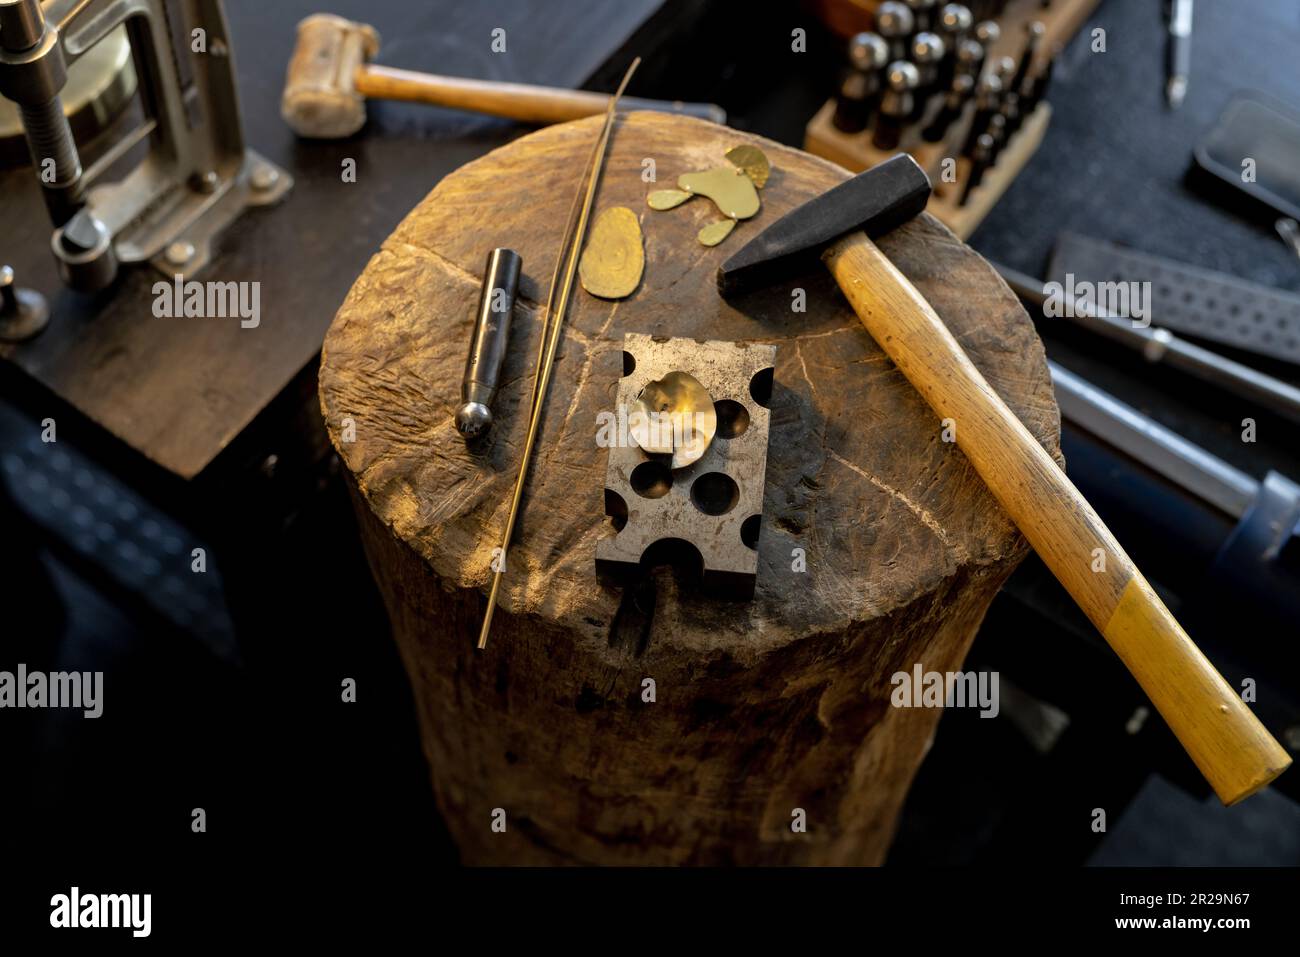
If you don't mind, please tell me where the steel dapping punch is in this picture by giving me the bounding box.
[456,248,522,441]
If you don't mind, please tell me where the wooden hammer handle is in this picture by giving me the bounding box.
[824,231,1291,805]
[355,65,725,125]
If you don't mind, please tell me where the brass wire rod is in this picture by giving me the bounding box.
[477,58,640,650]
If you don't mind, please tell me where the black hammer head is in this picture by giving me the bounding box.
[716,154,931,298]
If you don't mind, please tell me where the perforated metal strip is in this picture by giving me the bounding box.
[1048,233,1300,366]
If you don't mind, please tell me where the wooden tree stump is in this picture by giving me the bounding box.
[318,112,1061,865]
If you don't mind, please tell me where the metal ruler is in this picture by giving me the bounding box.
[1048,232,1300,366]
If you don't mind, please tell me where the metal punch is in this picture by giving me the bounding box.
[456,247,522,441]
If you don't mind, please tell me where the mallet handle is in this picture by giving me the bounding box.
[355,65,726,125]
[823,230,1290,805]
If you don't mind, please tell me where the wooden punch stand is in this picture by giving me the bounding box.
[805,0,1102,238]
[318,113,1274,865]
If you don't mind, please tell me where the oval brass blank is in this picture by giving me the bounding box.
[579,206,645,299]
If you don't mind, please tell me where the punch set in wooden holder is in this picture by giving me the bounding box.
[805,0,1101,238]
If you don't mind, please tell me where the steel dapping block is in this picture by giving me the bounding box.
[596,333,775,597]
[456,247,522,440]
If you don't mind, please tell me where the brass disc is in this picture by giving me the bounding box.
[630,370,717,469]
[725,144,771,188]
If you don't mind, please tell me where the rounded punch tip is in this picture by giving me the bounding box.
[974,19,1001,46]
[876,2,915,37]
[848,31,889,71]
[956,37,984,67]
[455,402,493,440]
[911,31,946,64]
[886,60,921,91]
[939,4,973,36]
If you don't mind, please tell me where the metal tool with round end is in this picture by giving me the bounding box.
[872,60,920,151]
[848,31,889,74]
[630,370,717,469]
[909,31,946,92]
[0,265,49,341]
[938,4,973,42]
[962,70,1002,155]
[455,247,522,441]
[833,32,888,133]
[973,19,1001,48]
[954,37,985,80]
[875,2,915,61]
[934,5,973,90]
[1012,20,1047,95]
[922,71,974,142]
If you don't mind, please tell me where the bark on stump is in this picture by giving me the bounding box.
[318,112,1062,865]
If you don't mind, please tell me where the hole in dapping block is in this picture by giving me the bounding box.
[714,399,750,439]
[638,537,704,580]
[630,459,672,499]
[605,488,629,531]
[691,472,739,516]
[741,514,761,549]
[749,367,774,408]
[622,350,636,377]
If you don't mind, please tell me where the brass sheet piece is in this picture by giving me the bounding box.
[579,206,644,299]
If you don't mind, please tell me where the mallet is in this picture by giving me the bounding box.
[718,154,1291,806]
[281,14,726,139]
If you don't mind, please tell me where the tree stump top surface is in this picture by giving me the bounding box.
[319,112,1061,659]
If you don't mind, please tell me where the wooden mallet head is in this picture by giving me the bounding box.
[281,13,381,139]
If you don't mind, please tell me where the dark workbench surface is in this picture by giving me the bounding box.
[971,0,1300,482]
[0,0,660,481]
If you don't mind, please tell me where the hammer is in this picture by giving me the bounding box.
[281,14,726,139]
[718,155,1291,806]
